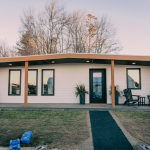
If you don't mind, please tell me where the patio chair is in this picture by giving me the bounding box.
[123,89,140,106]
[147,95,150,106]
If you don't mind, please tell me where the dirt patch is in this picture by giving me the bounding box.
[114,111,150,145]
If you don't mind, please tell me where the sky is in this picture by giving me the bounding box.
[0,0,150,56]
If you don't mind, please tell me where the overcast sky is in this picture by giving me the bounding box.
[0,0,150,56]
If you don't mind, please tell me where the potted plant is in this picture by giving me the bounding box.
[109,85,123,105]
[75,84,89,104]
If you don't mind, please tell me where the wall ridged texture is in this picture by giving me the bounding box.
[0,63,150,104]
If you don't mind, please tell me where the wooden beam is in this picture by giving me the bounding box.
[24,61,28,107]
[111,60,115,108]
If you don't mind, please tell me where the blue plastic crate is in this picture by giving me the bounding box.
[21,131,33,144]
[10,139,20,146]
[21,135,31,144]
[23,131,33,138]
[9,144,20,150]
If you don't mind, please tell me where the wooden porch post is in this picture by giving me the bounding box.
[111,60,115,108]
[24,61,28,107]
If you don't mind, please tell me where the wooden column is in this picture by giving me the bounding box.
[24,61,28,107]
[111,60,115,108]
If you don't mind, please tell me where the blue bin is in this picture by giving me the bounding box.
[21,131,33,144]
[23,131,33,138]
[10,139,20,145]
[21,135,31,144]
[9,144,20,150]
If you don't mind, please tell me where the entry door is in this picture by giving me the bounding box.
[90,69,106,103]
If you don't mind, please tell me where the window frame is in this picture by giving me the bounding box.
[8,69,21,96]
[126,68,141,90]
[41,69,55,96]
[28,69,38,96]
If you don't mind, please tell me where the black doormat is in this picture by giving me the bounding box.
[89,111,133,150]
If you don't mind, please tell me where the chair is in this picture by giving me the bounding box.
[147,95,150,106]
[123,89,140,106]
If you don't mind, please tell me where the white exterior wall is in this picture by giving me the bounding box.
[0,63,150,104]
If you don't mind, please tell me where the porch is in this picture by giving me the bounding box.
[0,103,150,111]
[0,53,150,108]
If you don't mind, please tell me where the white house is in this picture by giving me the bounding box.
[0,53,150,108]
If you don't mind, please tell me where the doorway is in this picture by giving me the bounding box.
[89,69,106,104]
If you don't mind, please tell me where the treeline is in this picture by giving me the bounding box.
[0,0,122,57]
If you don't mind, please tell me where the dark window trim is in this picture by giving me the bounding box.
[126,68,141,90]
[8,69,21,96]
[41,69,55,96]
[28,69,38,96]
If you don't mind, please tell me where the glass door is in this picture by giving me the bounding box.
[90,69,106,103]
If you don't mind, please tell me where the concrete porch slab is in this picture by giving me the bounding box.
[0,103,150,111]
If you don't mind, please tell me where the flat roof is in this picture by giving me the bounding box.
[0,53,150,67]
[1,53,150,62]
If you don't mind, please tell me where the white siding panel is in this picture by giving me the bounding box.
[114,65,150,104]
[0,63,150,104]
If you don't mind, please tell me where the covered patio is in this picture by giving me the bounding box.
[0,53,150,108]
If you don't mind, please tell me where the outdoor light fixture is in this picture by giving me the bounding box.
[132,62,136,65]
[51,61,55,63]
[9,64,12,66]
[86,60,90,63]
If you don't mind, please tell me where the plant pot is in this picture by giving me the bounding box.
[115,93,119,105]
[80,93,85,104]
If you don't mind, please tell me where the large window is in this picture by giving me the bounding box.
[8,70,21,95]
[41,69,54,96]
[28,69,38,96]
[127,68,141,89]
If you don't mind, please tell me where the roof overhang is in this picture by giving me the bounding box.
[0,53,150,68]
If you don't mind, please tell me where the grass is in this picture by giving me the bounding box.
[114,111,150,145]
[0,110,89,150]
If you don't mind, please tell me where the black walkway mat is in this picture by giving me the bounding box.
[89,111,133,150]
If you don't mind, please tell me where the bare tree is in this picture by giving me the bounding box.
[93,16,122,54]
[9,46,18,57]
[66,10,87,53]
[67,13,122,54]
[0,39,18,57]
[86,14,97,53]
[16,0,122,56]
[0,40,9,57]
[16,31,37,56]
[17,0,71,55]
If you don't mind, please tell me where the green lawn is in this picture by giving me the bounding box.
[114,111,150,145]
[0,110,89,150]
